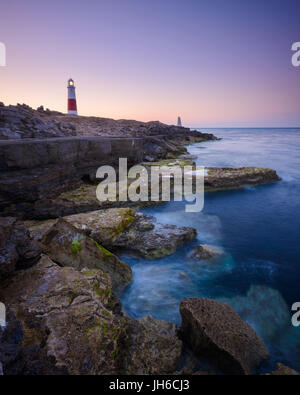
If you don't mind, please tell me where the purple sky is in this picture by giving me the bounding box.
[0,0,299,127]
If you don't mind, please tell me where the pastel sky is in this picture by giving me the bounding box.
[0,0,299,127]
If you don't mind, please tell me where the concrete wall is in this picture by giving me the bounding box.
[0,136,143,170]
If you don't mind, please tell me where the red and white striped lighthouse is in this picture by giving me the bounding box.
[67,78,78,115]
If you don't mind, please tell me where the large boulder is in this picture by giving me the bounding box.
[41,218,132,292]
[61,208,197,259]
[180,298,269,375]
[0,217,41,279]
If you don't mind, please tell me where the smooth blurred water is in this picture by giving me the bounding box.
[121,128,300,372]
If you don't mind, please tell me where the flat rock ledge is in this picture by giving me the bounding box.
[205,167,280,191]
[27,208,197,260]
[180,298,270,375]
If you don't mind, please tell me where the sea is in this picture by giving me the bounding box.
[120,128,300,372]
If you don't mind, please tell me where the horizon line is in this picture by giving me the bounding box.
[188,126,300,129]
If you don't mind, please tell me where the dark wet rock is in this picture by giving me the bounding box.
[178,154,198,160]
[264,363,299,376]
[175,368,216,375]
[33,208,197,260]
[4,180,161,220]
[0,217,41,279]
[41,218,132,292]
[188,244,226,261]
[174,345,218,375]
[221,285,291,341]
[120,315,182,374]
[0,306,60,375]
[180,297,269,375]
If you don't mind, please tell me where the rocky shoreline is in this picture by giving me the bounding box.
[1,214,297,375]
[0,104,294,375]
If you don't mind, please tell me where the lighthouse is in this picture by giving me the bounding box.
[177,116,182,127]
[67,78,78,115]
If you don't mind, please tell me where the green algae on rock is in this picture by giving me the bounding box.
[56,208,197,259]
[41,218,132,292]
[27,208,197,260]
[0,255,124,375]
[0,255,183,375]
[204,167,280,191]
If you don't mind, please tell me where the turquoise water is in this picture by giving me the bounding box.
[121,128,300,372]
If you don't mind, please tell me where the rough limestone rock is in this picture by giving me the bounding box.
[264,363,299,376]
[0,103,73,140]
[0,103,217,144]
[180,298,269,375]
[60,208,197,259]
[205,167,280,191]
[41,218,132,292]
[27,208,197,259]
[0,217,41,279]
[120,315,183,374]
[0,256,183,375]
[0,255,127,375]
[188,244,226,261]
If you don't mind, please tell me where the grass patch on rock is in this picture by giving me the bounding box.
[71,235,85,255]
